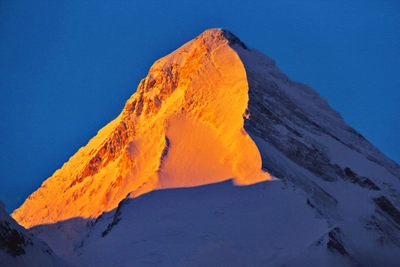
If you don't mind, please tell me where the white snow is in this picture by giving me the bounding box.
[60,180,338,266]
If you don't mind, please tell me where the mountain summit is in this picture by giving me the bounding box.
[10,29,400,266]
[13,29,271,228]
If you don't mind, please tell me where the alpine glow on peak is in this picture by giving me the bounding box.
[7,29,400,266]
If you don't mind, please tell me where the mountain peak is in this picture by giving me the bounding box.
[9,29,400,266]
[12,28,271,228]
[193,28,248,49]
[221,29,248,49]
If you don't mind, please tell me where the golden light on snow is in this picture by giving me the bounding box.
[12,29,271,229]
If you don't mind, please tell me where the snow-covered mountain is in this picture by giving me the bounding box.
[12,28,271,229]
[0,200,68,266]
[10,29,400,266]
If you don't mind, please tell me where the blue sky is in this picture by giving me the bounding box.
[1,1,399,213]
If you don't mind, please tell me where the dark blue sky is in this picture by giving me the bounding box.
[1,1,399,213]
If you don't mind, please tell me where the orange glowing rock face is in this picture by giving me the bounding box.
[12,29,271,228]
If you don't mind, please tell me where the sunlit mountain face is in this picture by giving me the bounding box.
[12,29,271,229]
[5,29,400,266]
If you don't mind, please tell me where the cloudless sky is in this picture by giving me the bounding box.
[1,1,399,213]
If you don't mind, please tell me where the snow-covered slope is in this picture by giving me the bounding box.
[0,200,68,266]
[72,180,355,266]
[10,29,400,266]
[231,31,400,265]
